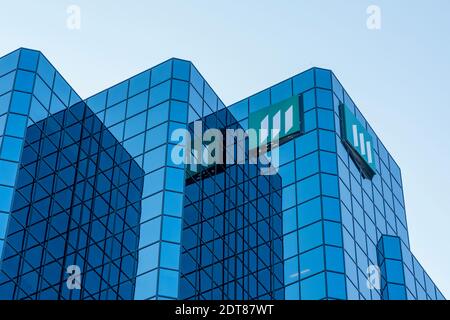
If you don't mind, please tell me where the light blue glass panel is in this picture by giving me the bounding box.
[293,69,314,95]
[86,91,107,113]
[228,100,248,122]
[137,243,159,275]
[173,59,190,81]
[249,89,270,113]
[190,66,204,94]
[0,93,11,115]
[300,246,324,279]
[318,130,336,152]
[169,101,188,123]
[160,242,180,269]
[298,197,321,228]
[321,174,339,198]
[14,70,35,93]
[163,192,183,217]
[282,185,296,210]
[148,102,169,128]
[36,55,55,87]
[301,272,326,300]
[0,136,23,161]
[105,101,126,127]
[283,232,298,259]
[296,131,318,158]
[284,256,299,284]
[6,114,27,138]
[0,186,14,212]
[162,216,182,242]
[50,94,65,114]
[144,145,166,172]
[271,80,292,104]
[326,272,346,299]
[296,152,319,180]
[303,89,315,112]
[165,168,184,192]
[320,151,337,175]
[10,91,31,115]
[298,221,323,253]
[387,283,406,299]
[0,114,6,135]
[0,160,18,185]
[107,81,128,106]
[158,269,179,297]
[53,73,70,105]
[143,169,165,197]
[297,174,320,203]
[0,50,19,76]
[129,71,150,97]
[141,192,163,223]
[150,81,171,107]
[171,80,189,102]
[386,259,404,284]
[134,270,158,300]
[139,217,161,248]
[0,72,15,96]
[145,123,167,151]
[317,109,334,130]
[151,60,172,87]
[0,213,9,238]
[123,133,145,158]
[303,109,317,132]
[325,246,344,272]
[282,207,297,234]
[322,197,341,222]
[18,49,39,71]
[315,69,332,89]
[126,91,149,118]
[124,112,146,139]
[285,282,300,300]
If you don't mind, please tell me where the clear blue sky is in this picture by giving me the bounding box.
[1,0,449,297]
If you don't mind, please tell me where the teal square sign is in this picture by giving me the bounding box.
[340,104,377,179]
[248,95,301,151]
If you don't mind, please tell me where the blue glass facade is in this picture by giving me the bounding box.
[227,68,445,300]
[0,48,445,300]
[0,101,143,299]
[180,109,284,300]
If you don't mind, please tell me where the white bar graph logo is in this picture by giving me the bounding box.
[259,105,294,146]
[351,124,373,164]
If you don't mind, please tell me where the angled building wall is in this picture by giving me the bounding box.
[0,48,81,265]
[0,47,445,300]
[0,102,144,299]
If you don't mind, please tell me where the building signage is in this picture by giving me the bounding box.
[248,95,301,151]
[340,104,377,179]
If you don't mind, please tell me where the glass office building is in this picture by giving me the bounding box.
[0,48,445,300]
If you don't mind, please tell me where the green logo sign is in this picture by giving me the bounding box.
[248,95,301,151]
[340,104,377,179]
